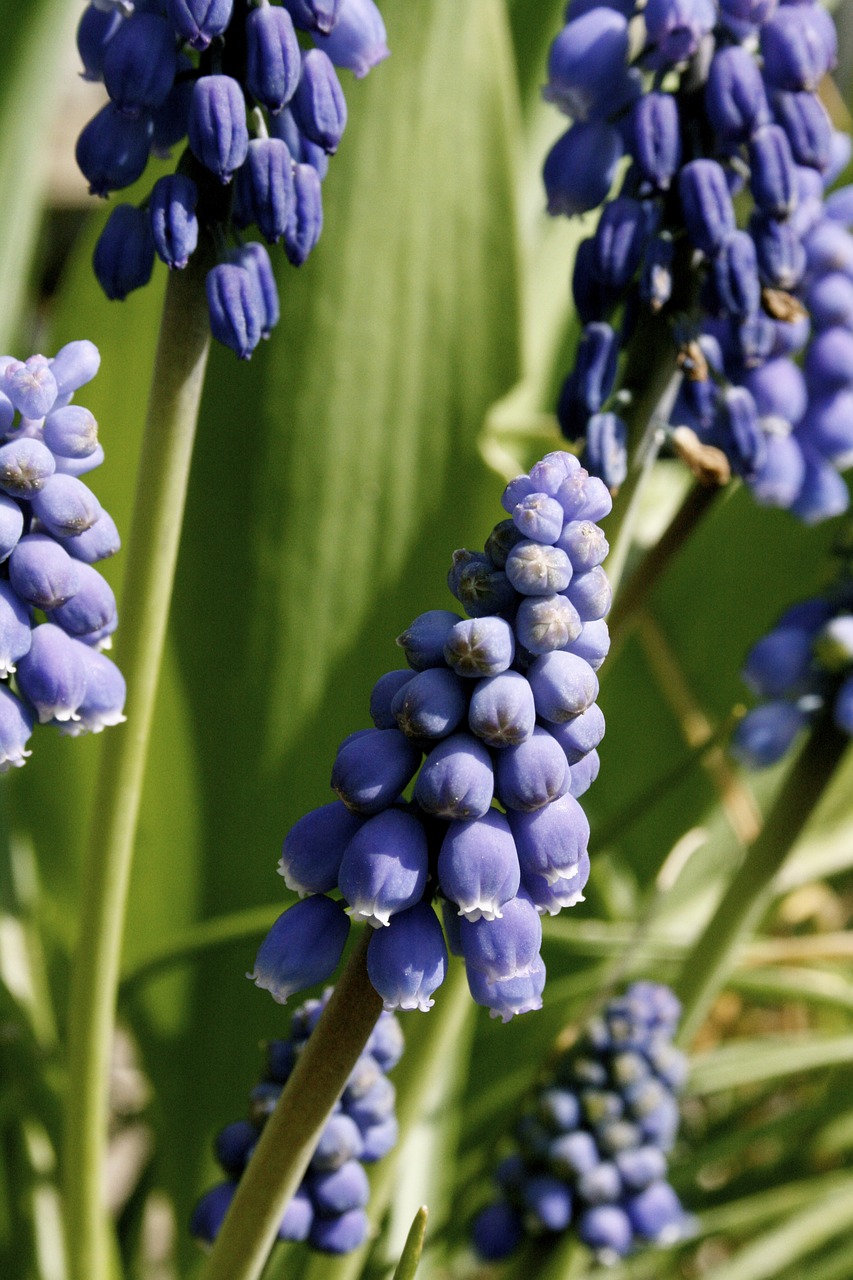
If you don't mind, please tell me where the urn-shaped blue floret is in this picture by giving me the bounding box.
[167,0,234,50]
[0,583,31,676]
[189,75,249,182]
[628,92,681,191]
[438,810,520,921]
[774,91,832,172]
[468,955,547,1021]
[312,0,390,80]
[544,122,623,217]
[0,686,33,771]
[712,231,761,320]
[366,902,448,1011]
[459,890,542,981]
[238,138,297,244]
[761,6,836,93]
[103,13,177,116]
[59,645,126,735]
[279,800,364,896]
[468,671,536,748]
[232,243,281,339]
[509,791,590,885]
[337,808,428,927]
[206,263,263,360]
[93,204,156,301]
[332,727,421,814]
[150,174,199,270]
[284,163,324,266]
[584,413,628,490]
[15,623,89,724]
[731,700,807,767]
[291,49,348,153]
[545,10,630,122]
[248,895,350,1004]
[749,124,797,219]
[75,103,153,197]
[444,616,516,678]
[308,1160,370,1216]
[246,3,302,113]
[679,160,736,258]
[310,1112,364,1170]
[77,4,124,83]
[309,1208,369,1253]
[494,727,570,811]
[9,535,80,611]
[592,199,648,291]
[413,732,494,819]
[705,45,769,146]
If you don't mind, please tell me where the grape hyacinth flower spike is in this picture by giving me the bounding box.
[0,339,124,767]
[472,983,689,1264]
[192,990,403,1254]
[253,451,611,1021]
[541,0,853,523]
[73,0,390,357]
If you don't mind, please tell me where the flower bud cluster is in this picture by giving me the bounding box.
[0,340,124,769]
[472,982,688,1264]
[543,0,853,521]
[75,0,389,357]
[732,581,853,767]
[251,451,610,1022]
[191,988,403,1253]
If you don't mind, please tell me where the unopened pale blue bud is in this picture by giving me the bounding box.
[506,541,573,597]
[312,0,390,80]
[282,0,342,35]
[331,726,421,813]
[246,4,301,113]
[308,1159,370,1217]
[370,670,413,728]
[0,438,55,499]
[397,609,462,670]
[564,565,612,622]
[343,1073,395,1127]
[438,810,520,921]
[449,555,517,617]
[515,593,582,655]
[513,492,564,545]
[3,358,57,421]
[366,901,447,1011]
[391,666,467,740]
[578,1204,632,1256]
[749,124,797,218]
[555,520,608,571]
[807,272,853,329]
[468,671,536,748]
[774,90,832,171]
[292,49,347,153]
[528,651,598,722]
[805,326,853,393]
[629,92,681,190]
[30,475,102,539]
[75,103,153,196]
[679,160,736,257]
[238,138,296,244]
[444,616,515,678]
[568,747,600,797]
[337,808,428,927]
[625,1181,684,1241]
[548,702,605,763]
[494,727,570,811]
[50,562,115,641]
[50,341,101,400]
[0,582,31,676]
[43,406,99,459]
[557,468,613,521]
[748,433,806,508]
[714,386,766,479]
[248,895,350,1003]
[644,0,715,68]
[65,512,121,564]
[583,412,628,489]
[791,441,849,522]
[712,230,760,319]
[566,619,610,669]
[413,731,494,820]
[309,1112,364,1171]
[9,535,80,610]
[761,6,835,92]
[269,106,329,177]
[591,198,647,290]
[309,1207,368,1253]
[93,204,156,300]
[750,212,805,290]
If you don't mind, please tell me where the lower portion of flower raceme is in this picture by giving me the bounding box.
[250,452,611,1021]
[471,983,689,1264]
[732,576,853,769]
[0,341,124,768]
[191,989,402,1255]
[75,0,389,358]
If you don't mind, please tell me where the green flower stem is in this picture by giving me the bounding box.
[201,929,383,1280]
[674,716,849,1047]
[64,248,213,1280]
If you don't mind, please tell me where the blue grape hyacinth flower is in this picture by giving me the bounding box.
[472,982,689,1264]
[0,341,124,766]
[260,451,610,1021]
[74,0,389,358]
[191,989,402,1253]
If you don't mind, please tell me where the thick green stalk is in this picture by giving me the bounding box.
[674,717,849,1046]
[201,929,382,1280]
[64,251,212,1280]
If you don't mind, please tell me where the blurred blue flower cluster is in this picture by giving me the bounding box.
[74,0,389,356]
[472,982,688,1264]
[0,340,124,768]
[192,988,403,1253]
[250,451,611,1021]
[733,581,853,767]
[544,0,853,520]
